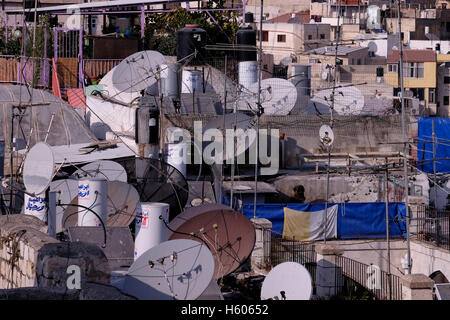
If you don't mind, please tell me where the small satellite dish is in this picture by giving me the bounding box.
[321,71,329,81]
[319,124,335,147]
[191,198,213,207]
[122,239,215,300]
[71,160,127,183]
[238,78,298,115]
[62,181,139,229]
[23,142,55,195]
[392,46,398,50]
[261,262,312,300]
[168,204,256,279]
[50,179,79,234]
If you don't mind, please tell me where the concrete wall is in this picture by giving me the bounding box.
[410,240,450,282]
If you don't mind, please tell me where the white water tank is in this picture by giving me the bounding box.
[160,63,179,99]
[238,61,258,90]
[181,69,203,94]
[134,202,170,260]
[77,179,107,227]
[165,142,188,178]
[24,192,47,222]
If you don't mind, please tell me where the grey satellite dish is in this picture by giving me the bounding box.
[307,86,364,115]
[71,160,127,182]
[50,179,79,234]
[111,50,165,94]
[203,112,257,162]
[319,124,335,147]
[261,262,312,300]
[23,142,55,195]
[238,78,298,115]
[122,239,215,300]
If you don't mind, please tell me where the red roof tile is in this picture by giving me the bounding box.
[387,50,436,63]
[267,10,310,24]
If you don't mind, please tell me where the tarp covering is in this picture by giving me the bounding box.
[283,205,338,241]
[242,202,406,240]
[417,117,450,173]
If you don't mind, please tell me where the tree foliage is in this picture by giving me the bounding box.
[144,4,240,57]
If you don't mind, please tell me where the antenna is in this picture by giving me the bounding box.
[23,142,55,196]
[261,262,312,300]
[168,204,256,279]
[122,239,215,300]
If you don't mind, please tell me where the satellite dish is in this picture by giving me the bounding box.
[203,112,257,163]
[116,157,189,220]
[50,179,79,234]
[23,142,55,195]
[382,4,387,11]
[321,71,329,81]
[168,204,256,279]
[238,78,298,115]
[71,160,127,183]
[319,124,335,147]
[122,239,215,300]
[261,262,312,300]
[307,86,365,115]
[62,181,139,229]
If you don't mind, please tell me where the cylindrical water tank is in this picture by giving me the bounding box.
[24,193,47,222]
[237,26,257,62]
[177,25,207,66]
[367,5,381,30]
[161,63,179,99]
[165,142,188,178]
[290,65,311,114]
[238,61,258,90]
[134,202,170,260]
[181,69,203,94]
[77,179,107,227]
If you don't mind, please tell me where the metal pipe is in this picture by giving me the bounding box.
[432,120,437,208]
[385,158,392,300]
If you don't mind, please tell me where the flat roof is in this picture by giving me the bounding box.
[305,45,367,56]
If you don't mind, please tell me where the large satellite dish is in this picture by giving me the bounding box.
[261,262,312,300]
[168,204,256,279]
[238,78,297,115]
[307,86,365,115]
[71,160,127,183]
[50,179,79,234]
[23,142,55,195]
[319,124,335,147]
[203,112,257,163]
[116,157,189,220]
[122,239,215,300]
[62,181,139,229]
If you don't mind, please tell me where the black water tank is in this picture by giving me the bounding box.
[245,12,254,23]
[236,26,257,62]
[177,25,207,66]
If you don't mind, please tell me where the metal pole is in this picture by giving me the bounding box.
[385,158,392,300]
[397,0,411,275]
[32,0,38,55]
[432,119,437,208]
[253,0,263,219]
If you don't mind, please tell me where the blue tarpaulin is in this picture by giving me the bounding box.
[418,117,450,173]
[242,202,406,240]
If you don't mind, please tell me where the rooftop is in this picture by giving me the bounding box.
[267,10,310,24]
[305,45,368,56]
[387,50,437,63]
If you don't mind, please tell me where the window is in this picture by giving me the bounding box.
[320,34,325,40]
[277,34,286,43]
[429,88,436,103]
[403,62,424,78]
[262,31,269,42]
[308,35,313,40]
[444,96,449,106]
[444,76,450,84]
[309,58,319,63]
[357,58,361,65]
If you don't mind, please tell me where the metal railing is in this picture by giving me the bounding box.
[271,233,317,289]
[415,206,450,251]
[83,59,122,81]
[0,55,51,87]
[335,255,402,300]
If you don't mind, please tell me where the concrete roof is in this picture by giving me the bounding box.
[267,10,310,24]
[305,46,368,56]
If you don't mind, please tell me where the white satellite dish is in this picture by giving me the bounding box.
[50,179,79,234]
[122,239,215,300]
[307,86,365,115]
[321,71,329,81]
[319,124,335,147]
[261,262,312,300]
[71,160,127,182]
[23,142,55,195]
[238,78,298,115]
